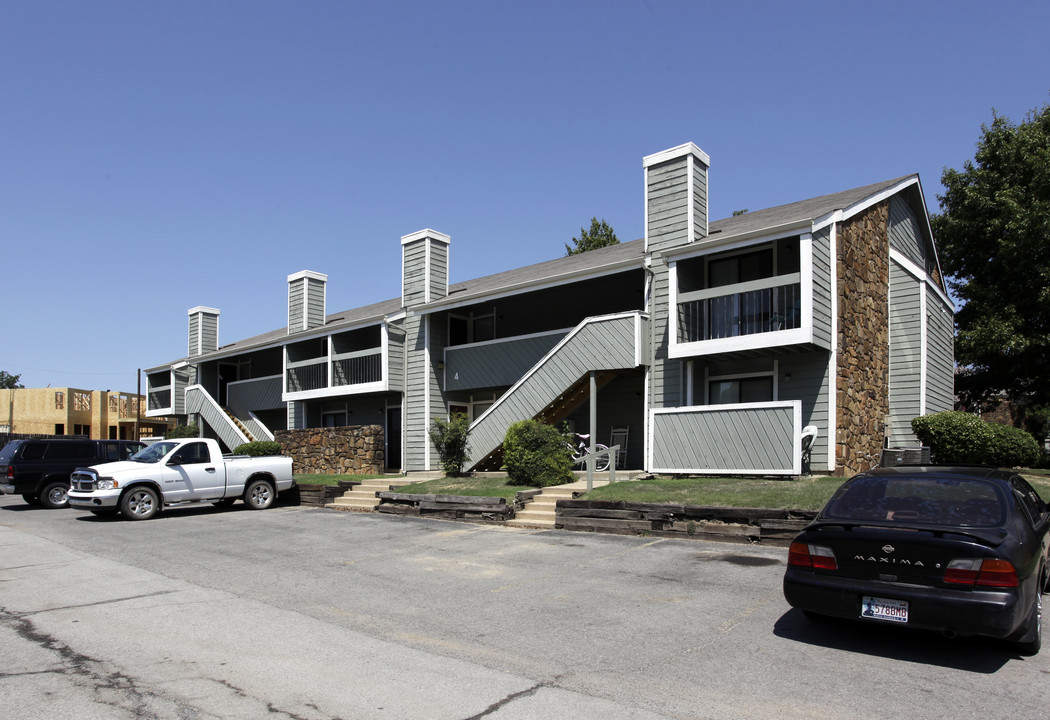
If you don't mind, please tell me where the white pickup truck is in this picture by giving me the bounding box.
[67,438,294,520]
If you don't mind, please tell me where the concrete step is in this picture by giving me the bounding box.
[328,477,416,510]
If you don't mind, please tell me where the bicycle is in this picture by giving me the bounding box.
[564,433,611,472]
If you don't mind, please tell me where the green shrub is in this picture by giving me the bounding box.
[428,415,471,477]
[233,441,283,456]
[911,411,987,464]
[166,423,199,439]
[503,419,573,487]
[985,423,1039,468]
[912,411,1039,467]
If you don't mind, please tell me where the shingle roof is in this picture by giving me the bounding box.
[148,174,919,370]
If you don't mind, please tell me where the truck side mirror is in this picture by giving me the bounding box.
[168,454,184,466]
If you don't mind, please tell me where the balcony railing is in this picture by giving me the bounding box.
[678,274,801,343]
[286,359,327,393]
[148,388,171,412]
[333,350,382,386]
[285,349,384,394]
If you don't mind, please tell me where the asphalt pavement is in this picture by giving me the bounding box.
[1,495,1048,719]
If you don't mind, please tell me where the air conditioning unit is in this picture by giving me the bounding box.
[880,447,931,467]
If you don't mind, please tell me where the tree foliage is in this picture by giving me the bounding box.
[931,102,1050,411]
[0,370,24,389]
[565,217,619,256]
[428,415,471,477]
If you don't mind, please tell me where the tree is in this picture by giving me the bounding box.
[931,102,1050,414]
[0,370,24,389]
[565,217,619,256]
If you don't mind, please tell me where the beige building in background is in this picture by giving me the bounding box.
[0,387,173,440]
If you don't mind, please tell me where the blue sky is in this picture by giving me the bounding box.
[2,0,1048,394]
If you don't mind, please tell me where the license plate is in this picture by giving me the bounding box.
[861,596,908,623]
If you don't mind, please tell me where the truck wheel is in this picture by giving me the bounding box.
[39,481,70,509]
[21,494,42,506]
[244,479,274,510]
[121,487,160,521]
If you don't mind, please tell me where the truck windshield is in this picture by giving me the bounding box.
[130,442,179,463]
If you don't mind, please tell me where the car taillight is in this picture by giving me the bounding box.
[3,465,11,479]
[788,542,838,570]
[944,558,1019,588]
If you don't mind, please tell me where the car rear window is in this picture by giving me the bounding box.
[823,475,1006,527]
[0,441,21,463]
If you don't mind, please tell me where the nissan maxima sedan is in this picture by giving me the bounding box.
[784,466,1049,655]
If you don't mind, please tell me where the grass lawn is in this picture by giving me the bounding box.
[390,476,528,501]
[340,471,1050,512]
[582,475,847,511]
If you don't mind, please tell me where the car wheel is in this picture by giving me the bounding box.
[121,487,160,521]
[212,498,236,508]
[243,479,274,510]
[39,481,70,509]
[21,493,41,506]
[1014,595,1042,656]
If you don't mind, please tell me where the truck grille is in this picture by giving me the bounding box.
[70,471,96,492]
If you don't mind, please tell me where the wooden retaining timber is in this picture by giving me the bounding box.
[376,492,512,522]
[296,481,359,508]
[555,499,816,545]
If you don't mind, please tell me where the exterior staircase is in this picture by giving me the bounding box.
[506,478,610,528]
[328,477,424,511]
[224,409,256,442]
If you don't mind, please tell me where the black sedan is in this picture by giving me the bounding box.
[783,465,1049,655]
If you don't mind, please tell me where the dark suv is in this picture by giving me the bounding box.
[0,438,146,509]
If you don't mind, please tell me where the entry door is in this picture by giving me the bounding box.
[160,441,225,501]
[386,407,402,472]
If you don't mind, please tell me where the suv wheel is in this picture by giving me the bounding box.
[39,481,70,509]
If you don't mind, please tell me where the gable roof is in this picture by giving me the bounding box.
[147,174,926,370]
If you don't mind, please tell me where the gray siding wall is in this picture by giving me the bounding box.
[889,260,922,446]
[779,352,832,471]
[288,280,305,334]
[651,403,799,473]
[173,368,191,415]
[305,277,325,330]
[445,331,568,392]
[429,242,448,304]
[227,376,283,417]
[649,261,681,410]
[926,285,955,414]
[646,157,690,254]
[188,314,200,357]
[287,401,305,430]
[811,227,834,349]
[387,320,405,393]
[403,313,425,469]
[889,194,926,268]
[692,158,709,240]
[690,351,831,471]
[402,241,428,306]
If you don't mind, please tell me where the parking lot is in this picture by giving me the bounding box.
[1,495,1048,719]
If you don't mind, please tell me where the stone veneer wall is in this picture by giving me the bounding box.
[274,425,385,475]
[836,201,891,476]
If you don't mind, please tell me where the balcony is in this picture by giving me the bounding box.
[284,348,385,399]
[678,274,801,342]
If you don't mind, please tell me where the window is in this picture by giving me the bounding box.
[179,442,211,464]
[54,424,64,435]
[448,310,496,346]
[73,391,91,411]
[45,442,94,460]
[55,392,64,410]
[709,377,774,404]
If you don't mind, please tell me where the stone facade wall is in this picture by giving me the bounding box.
[274,425,385,475]
[836,201,891,476]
